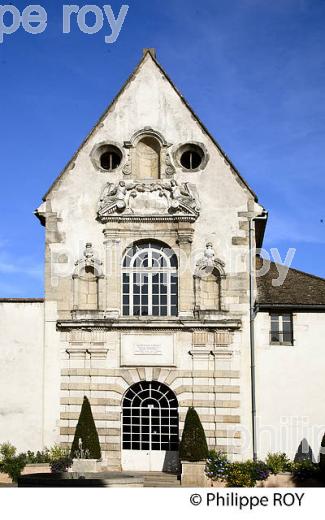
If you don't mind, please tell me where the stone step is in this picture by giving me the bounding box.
[144,483,181,487]
[101,466,122,472]
[142,473,181,487]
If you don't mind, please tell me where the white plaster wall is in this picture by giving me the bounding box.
[40,53,261,459]
[255,311,325,461]
[0,302,44,452]
[44,54,260,290]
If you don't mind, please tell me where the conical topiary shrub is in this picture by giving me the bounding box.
[70,395,101,459]
[179,406,209,461]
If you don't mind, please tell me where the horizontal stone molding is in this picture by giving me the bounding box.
[61,397,120,406]
[60,383,125,393]
[174,385,240,395]
[61,368,240,381]
[166,370,240,384]
[61,368,135,385]
[58,318,242,331]
[60,427,120,436]
[209,445,241,454]
[180,414,240,424]
[60,412,121,421]
[179,400,240,408]
[204,430,241,439]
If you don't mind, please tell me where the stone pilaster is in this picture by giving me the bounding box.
[177,229,194,317]
[103,228,121,317]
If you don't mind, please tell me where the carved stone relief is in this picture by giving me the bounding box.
[97,180,200,222]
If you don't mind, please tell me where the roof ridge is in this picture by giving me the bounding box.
[257,255,325,282]
[41,50,258,202]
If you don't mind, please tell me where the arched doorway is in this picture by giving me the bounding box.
[121,381,179,471]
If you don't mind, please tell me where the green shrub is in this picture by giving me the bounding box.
[48,444,69,461]
[22,449,51,464]
[0,442,16,461]
[292,460,320,482]
[225,460,270,487]
[0,454,26,483]
[226,462,256,487]
[248,460,270,482]
[265,452,292,474]
[205,450,229,481]
[179,407,209,462]
[70,395,101,459]
[50,456,73,474]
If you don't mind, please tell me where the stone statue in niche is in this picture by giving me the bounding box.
[202,242,216,267]
[97,180,200,221]
[74,243,103,276]
[194,242,226,313]
[195,242,225,276]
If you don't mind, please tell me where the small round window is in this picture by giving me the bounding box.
[100,149,122,170]
[92,143,123,171]
[177,143,206,171]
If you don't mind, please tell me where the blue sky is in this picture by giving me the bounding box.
[0,0,324,297]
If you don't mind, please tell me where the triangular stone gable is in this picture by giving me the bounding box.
[41,51,257,203]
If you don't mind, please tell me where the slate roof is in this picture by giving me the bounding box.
[256,256,325,308]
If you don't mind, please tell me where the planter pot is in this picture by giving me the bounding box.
[209,478,227,488]
[70,459,99,473]
[0,464,50,485]
[258,472,295,488]
[181,460,208,487]
[22,464,50,476]
[0,472,12,484]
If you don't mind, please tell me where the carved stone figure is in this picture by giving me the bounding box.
[97,180,200,221]
[74,243,103,276]
[203,242,216,267]
[195,242,225,277]
[165,151,176,176]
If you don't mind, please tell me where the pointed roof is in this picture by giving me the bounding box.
[42,50,258,202]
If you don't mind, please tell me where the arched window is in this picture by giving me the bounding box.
[122,241,178,317]
[122,381,179,451]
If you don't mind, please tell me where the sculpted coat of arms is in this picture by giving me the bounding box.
[97,180,200,222]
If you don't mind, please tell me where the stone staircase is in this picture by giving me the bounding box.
[133,471,181,487]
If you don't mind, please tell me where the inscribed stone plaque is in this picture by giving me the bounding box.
[121,334,174,366]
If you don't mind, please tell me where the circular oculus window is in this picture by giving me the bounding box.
[177,143,206,171]
[93,144,122,171]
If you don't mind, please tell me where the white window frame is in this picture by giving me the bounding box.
[122,242,178,317]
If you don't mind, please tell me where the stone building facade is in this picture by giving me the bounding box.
[1,50,325,470]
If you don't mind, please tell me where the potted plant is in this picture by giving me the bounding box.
[264,452,294,487]
[205,450,229,487]
[179,407,209,487]
[70,395,101,473]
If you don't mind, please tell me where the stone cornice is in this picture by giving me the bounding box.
[57,317,242,331]
[100,214,197,223]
